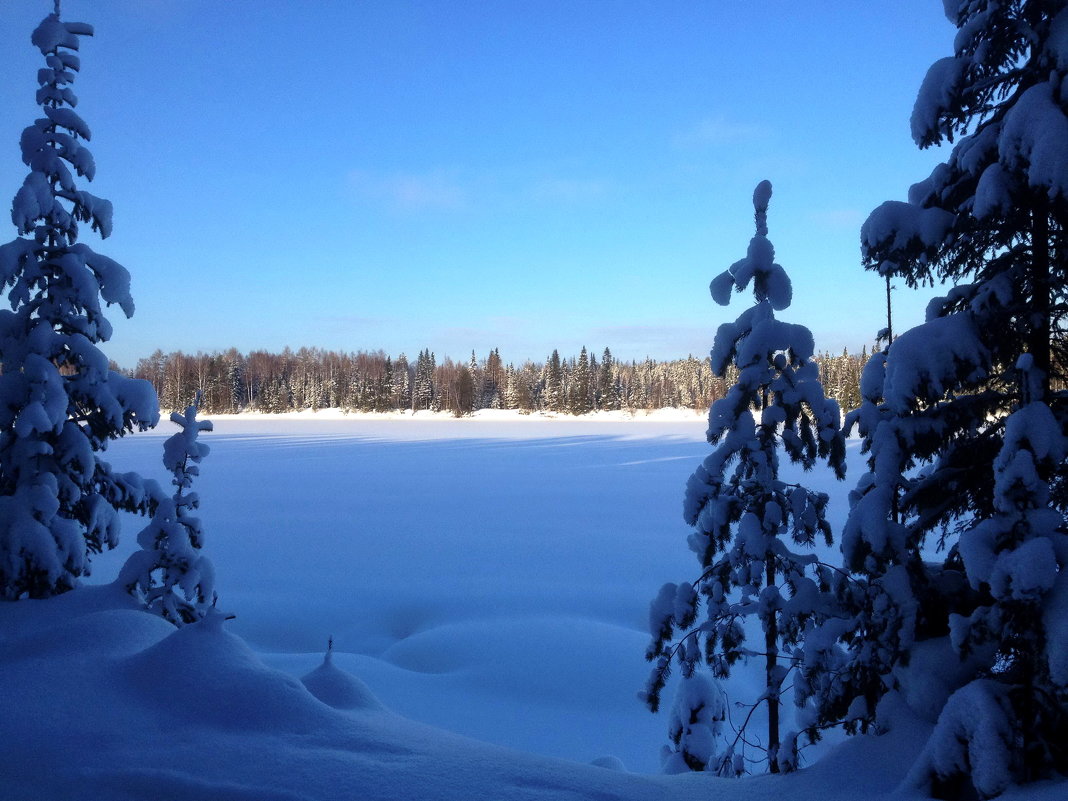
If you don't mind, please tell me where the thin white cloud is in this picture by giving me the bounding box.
[348,170,617,211]
[808,208,865,228]
[530,178,614,203]
[673,116,769,147]
[321,315,391,327]
[348,169,468,211]
[590,324,710,359]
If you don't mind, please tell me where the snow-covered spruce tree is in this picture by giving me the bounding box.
[119,395,214,624]
[413,349,435,411]
[0,10,158,599]
[543,349,563,412]
[832,2,1068,795]
[599,347,620,411]
[643,181,846,774]
[661,668,729,775]
[571,346,593,414]
[795,288,921,741]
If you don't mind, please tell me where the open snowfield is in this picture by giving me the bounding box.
[2,410,1066,800]
[98,409,740,774]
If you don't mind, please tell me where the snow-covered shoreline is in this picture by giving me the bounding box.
[167,407,707,423]
[136,407,712,442]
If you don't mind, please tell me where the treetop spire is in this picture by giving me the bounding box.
[709,179,792,312]
[753,179,772,237]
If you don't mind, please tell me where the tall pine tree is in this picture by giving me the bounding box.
[543,349,563,412]
[413,349,435,411]
[828,2,1068,795]
[572,346,592,414]
[644,182,845,773]
[0,10,158,599]
[599,347,620,410]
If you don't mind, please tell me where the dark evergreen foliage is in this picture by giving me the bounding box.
[0,11,158,599]
[801,3,1068,795]
[643,182,846,775]
[128,345,868,418]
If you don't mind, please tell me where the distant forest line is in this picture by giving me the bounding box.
[123,346,871,417]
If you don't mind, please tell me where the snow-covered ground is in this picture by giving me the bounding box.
[2,411,1065,800]
[97,409,726,774]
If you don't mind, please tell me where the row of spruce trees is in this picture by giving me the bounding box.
[126,345,869,417]
[649,2,1068,799]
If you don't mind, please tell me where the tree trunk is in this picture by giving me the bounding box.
[1030,194,1052,404]
[766,557,780,773]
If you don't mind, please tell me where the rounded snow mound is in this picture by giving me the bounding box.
[301,650,385,712]
[2,606,173,662]
[122,608,333,732]
[590,755,627,772]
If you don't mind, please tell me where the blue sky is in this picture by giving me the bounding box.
[0,1,953,368]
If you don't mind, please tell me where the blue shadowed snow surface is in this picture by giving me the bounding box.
[2,413,1066,800]
[95,413,727,772]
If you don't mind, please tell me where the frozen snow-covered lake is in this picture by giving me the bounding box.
[100,411,855,774]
